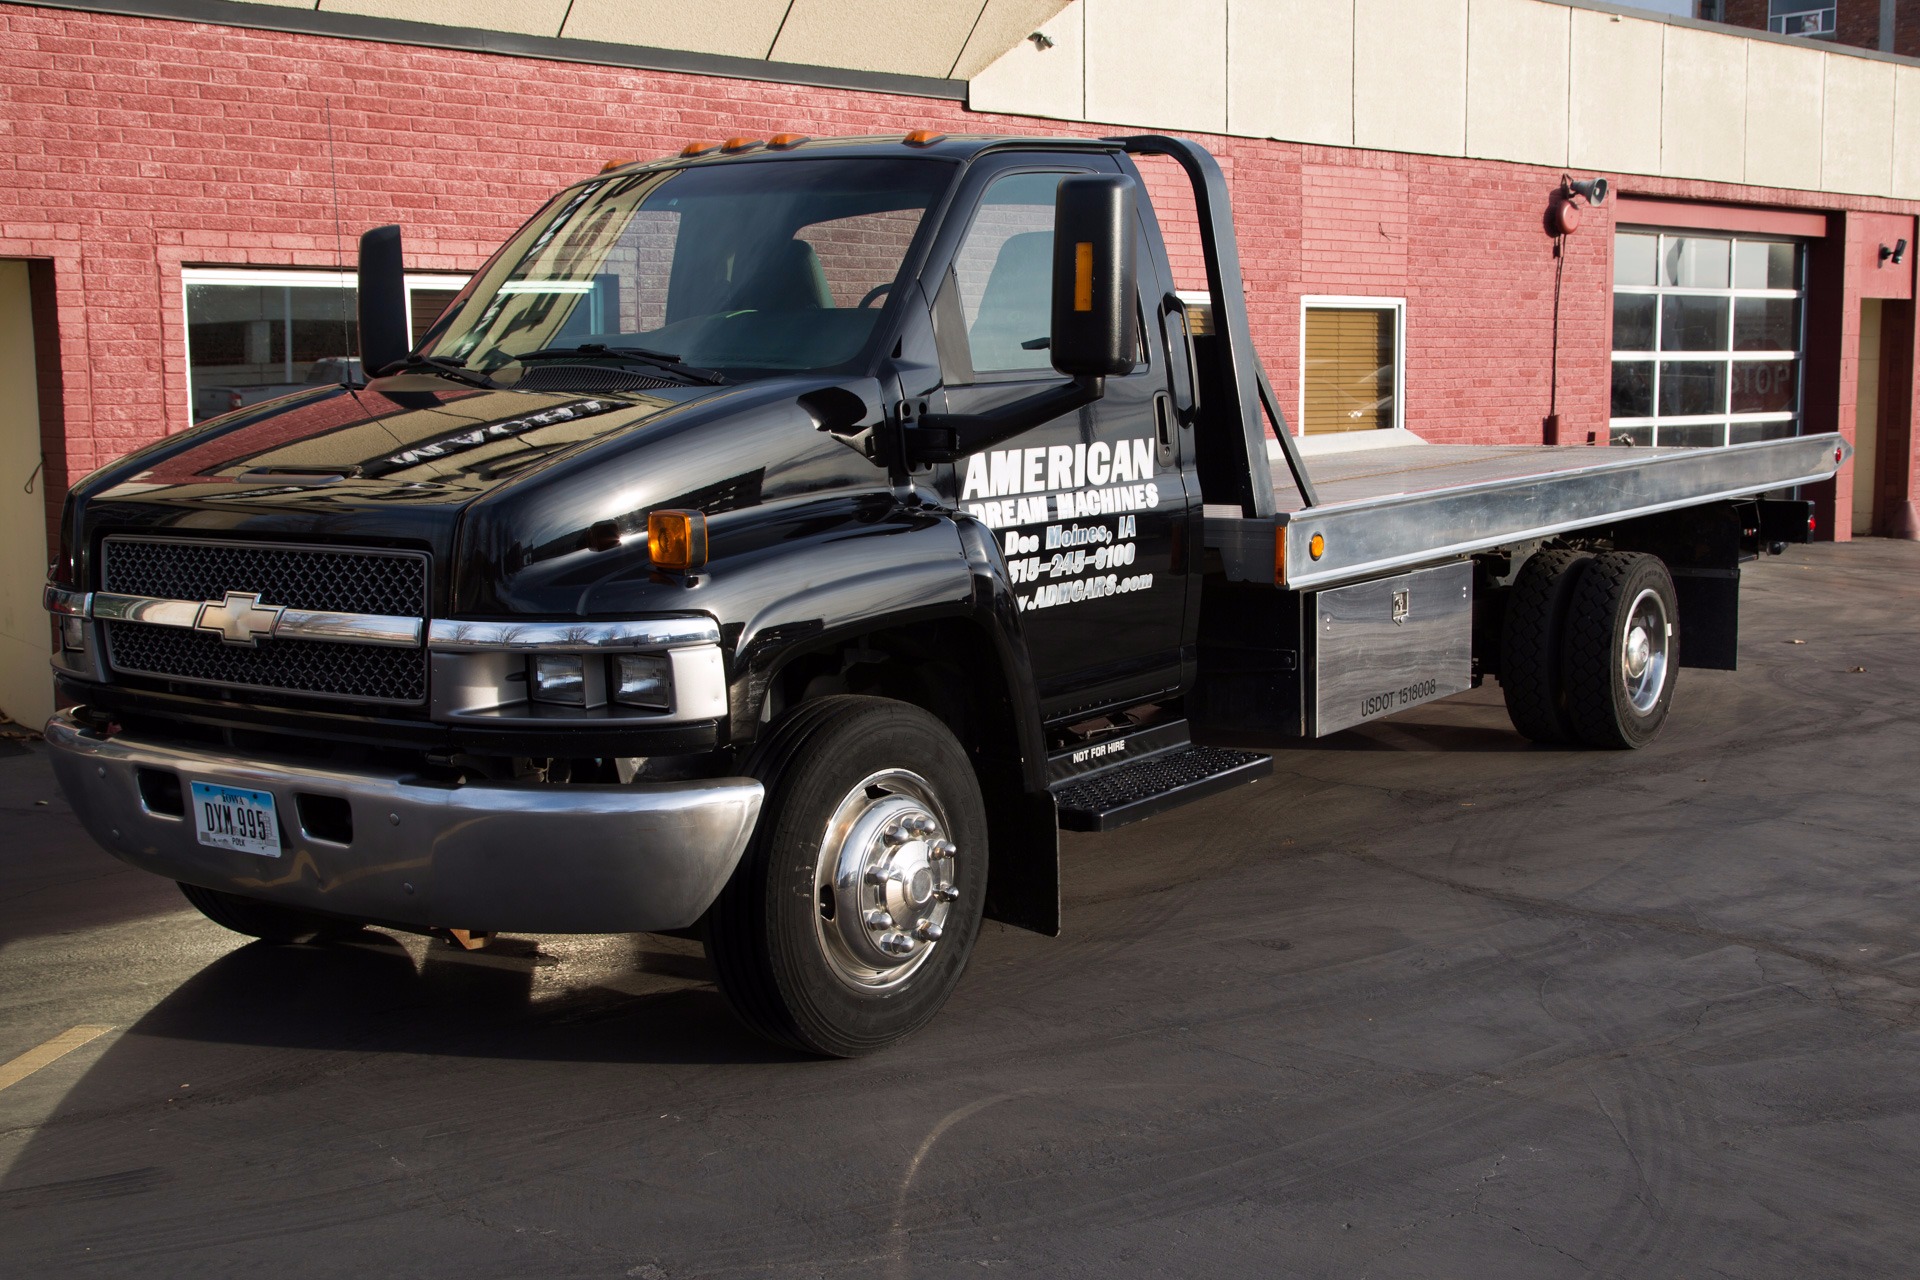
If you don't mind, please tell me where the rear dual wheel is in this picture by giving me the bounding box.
[1501,549,1679,750]
[704,696,987,1057]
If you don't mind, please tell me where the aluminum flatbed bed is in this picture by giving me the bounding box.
[1205,433,1848,590]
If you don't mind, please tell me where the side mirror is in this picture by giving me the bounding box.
[1051,175,1139,379]
[357,225,410,377]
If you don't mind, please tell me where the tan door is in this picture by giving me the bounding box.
[1854,299,1882,537]
[0,261,51,727]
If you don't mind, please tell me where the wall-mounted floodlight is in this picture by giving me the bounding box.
[1880,239,1907,265]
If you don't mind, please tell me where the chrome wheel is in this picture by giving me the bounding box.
[813,768,959,992]
[1621,587,1670,715]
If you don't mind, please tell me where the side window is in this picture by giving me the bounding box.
[951,172,1068,374]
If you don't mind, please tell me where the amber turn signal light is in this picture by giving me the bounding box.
[648,509,708,572]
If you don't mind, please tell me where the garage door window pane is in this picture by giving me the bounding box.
[1664,236,1730,289]
[1615,233,1657,287]
[1730,359,1798,413]
[1658,361,1727,417]
[1733,297,1797,351]
[1611,361,1653,418]
[1660,296,1729,351]
[1303,306,1397,434]
[1613,294,1656,351]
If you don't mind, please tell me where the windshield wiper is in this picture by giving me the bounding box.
[514,344,727,386]
[376,353,498,389]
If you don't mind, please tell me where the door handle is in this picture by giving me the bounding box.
[1153,391,1176,466]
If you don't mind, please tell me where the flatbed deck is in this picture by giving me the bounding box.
[1206,433,1847,590]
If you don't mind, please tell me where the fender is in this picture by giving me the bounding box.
[723,506,1062,936]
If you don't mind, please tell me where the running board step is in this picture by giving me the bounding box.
[1052,744,1272,833]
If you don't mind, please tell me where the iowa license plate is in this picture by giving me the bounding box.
[190,781,282,857]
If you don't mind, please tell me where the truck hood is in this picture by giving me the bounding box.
[68,373,890,615]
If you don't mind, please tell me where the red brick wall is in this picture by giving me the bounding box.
[0,3,1915,539]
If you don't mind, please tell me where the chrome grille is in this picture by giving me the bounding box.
[102,538,426,615]
[99,538,429,706]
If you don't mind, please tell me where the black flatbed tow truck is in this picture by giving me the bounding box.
[42,133,1841,1054]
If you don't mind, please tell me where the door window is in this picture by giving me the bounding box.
[951,172,1068,374]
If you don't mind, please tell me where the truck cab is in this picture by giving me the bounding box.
[41,133,1841,1056]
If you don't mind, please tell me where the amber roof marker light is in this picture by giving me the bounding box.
[679,141,719,158]
[648,510,708,573]
[767,133,811,149]
[721,137,764,153]
[903,129,945,146]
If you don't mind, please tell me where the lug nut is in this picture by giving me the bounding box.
[883,822,911,845]
[935,885,959,902]
[910,815,937,835]
[878,932,914,956]
[916,919,943,941]
[863,908,893,930]
[932,839,956,858]
[864,868,888,886]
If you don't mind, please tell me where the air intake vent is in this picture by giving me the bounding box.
[513,366,680,394]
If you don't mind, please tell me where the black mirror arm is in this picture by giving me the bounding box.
[904,376,1106,466]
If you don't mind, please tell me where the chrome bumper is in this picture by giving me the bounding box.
[44,712,763,933]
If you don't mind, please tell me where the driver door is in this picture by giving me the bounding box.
[930,159,1196,721]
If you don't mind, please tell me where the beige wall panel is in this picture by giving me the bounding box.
[0,263,50,729]
[1659,25,1747,184]
[318,0,570,38]
[1894,65,1920,200]
[1083,0,1225,134]
[1464,0,1568,168]
[1742,39,1823,191]
[1568,8,1663,177]
[968,3,1084,120]
[951,0,1073,80]
[770,0,983,78]
[1226,0,1352,147]
[1353,0,1466,157]
[1822,53,1897,196]
[562,0,790,59]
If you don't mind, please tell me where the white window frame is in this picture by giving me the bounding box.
[181,266,471,424]
[1297,295,1409,447]
[1608,230,1804,449]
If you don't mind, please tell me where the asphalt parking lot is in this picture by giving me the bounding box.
[1,538,1916,1278]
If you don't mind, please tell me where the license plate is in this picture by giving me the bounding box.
[190,782,282,858]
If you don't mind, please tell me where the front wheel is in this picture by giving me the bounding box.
[704,696,987,1057]
[178,882,365,943]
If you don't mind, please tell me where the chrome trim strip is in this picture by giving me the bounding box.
[44,585,90,617]
[427,616,721,653]
[88,592,423,648]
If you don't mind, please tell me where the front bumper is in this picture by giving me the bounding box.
[45,711,763,933]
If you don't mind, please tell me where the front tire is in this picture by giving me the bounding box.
[178,882,365,943]
[705,696,987,1057]
[1562,551,1679,749]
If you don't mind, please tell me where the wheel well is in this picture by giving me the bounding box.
[764,620,1025,787]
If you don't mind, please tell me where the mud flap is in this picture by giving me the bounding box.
[982,788,1061,937]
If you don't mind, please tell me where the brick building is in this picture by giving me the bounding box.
[0,0,1916,725]
[1703,0,1919,57]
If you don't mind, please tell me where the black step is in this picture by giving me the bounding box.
[1052,744,1272,832]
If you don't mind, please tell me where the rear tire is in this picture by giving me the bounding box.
[705,696,987,1057]
[1562,551,1679,749]
[1500,548,1592,744]
[177,882,365,943]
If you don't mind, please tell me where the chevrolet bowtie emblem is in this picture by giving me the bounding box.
[195,591,284,647]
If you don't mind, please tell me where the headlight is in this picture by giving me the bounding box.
[59,616,85,653]
[613,653,672,710]
[530,654,588,705]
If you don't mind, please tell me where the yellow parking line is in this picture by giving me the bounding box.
[0,1026,113,1093]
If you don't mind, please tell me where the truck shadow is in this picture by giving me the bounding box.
[123,929,806,1066]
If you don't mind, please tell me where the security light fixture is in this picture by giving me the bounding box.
[1881,239,1907,265]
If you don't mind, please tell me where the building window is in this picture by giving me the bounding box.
[1767,1,1836,36]
[183,268,469,422]
[1300,298,1404,435]
[1609,231,1803,448]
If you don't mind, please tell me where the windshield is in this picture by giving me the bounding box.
[421,157,955,382]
